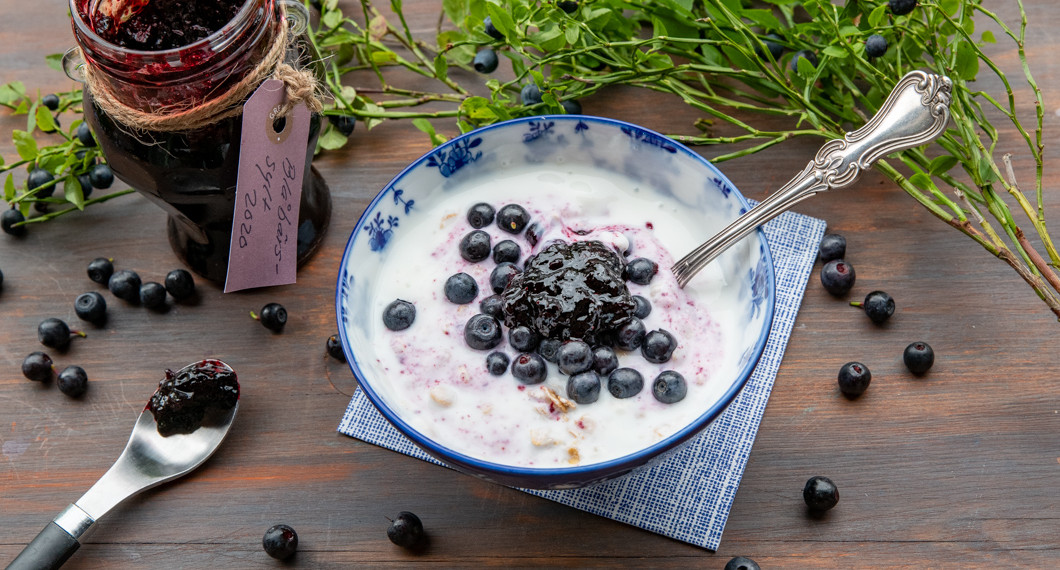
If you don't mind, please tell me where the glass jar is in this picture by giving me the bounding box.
[68,0,331,283]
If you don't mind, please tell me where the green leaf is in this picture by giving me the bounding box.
[412,118,448,146]
[530,25,565,52]
[63,174,85,210]
[321,9,342,29]
[485,3,516,41]
[838,25,860,37]
[929,155,960,176]
[443,0,469,26]
[318,127,348,150]
[371,50,397,65]
[954,40,979,81]
[909,172,938,193]
[976,156,997,183]
[434,53,449,83]
[0,81,26,106]
[35,105,56,132]
[940,0,960,16]
[4,173,14,202]
[741,9,782,32]
[795,53,816,77]
[981,30,996,44]
[564,25,580,46]
[822,45,848,59]
[868,5,886,27]
[460,96,498,121]
[12,130,38,160]
[45,53,64,72]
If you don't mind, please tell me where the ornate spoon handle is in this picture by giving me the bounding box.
[672,70,953,288]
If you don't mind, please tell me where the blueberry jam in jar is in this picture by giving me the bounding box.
[70,0,331,282]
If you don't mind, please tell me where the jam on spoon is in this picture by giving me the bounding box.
[148,358,239,437]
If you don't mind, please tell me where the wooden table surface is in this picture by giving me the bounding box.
[2,1,1058,568]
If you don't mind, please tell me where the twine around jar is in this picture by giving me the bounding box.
[82,6,323,133]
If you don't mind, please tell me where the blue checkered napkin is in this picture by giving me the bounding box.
[338,207,826,550]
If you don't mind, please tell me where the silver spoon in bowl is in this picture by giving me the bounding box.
[672,70,953,288]
[8,359,239,570]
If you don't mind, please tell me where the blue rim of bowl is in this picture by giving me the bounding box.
[335,115,777,484]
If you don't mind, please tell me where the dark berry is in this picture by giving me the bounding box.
[725,557,761,570]
[42,93,60,111]
[557,340,593,375]
[75,174,93,198]
[108,269,142,302]
[803,475,839,513]
[38,318,80,350]
[820,259,855,296]
[624,257,657,285]
[257,302,288,332]
[22,351,54,382]
[557,0,578,13]
[459,230,492,262]
[520,83,542,106]
[27,168,54,193]
[467,202,495,228]
[76,122,97,147]
[473,48,499,73]
[147,360,239,436]
[608,368,644,399]
[387,511,426,549]
[865,34,888,59]
[140,281,167,310]
[853,290,895,324]
[2,208,27,236]
[903,341,934,375]
[567,370,601,404]
[641,329,677,363]
[496,204,530,234]
[57,366,88,398]
[560,99,582,114]
[262,523,298,560]
[511,352,547,384]
[537,338,562,363]
[592,346,618,375]
[483,16,503,40]
[444,272,478,304]
[479,294,504,320]
[508,325,540,352]
[756,33,784,60]
[164,268,195,300]
[889,0,917,16]
[382,300,416,332]
[87,257,114,285]
[486,351,510,376]
[790,50,818,72]
[652,370,687,404]
[74,291,107,324]
[327,334,346,362]
[88,164,114,189]
[837,361,871,397]
[614,318,646,351]
[490,262,521,294]
[818,233,846,262]
[331,114,356,137]
[632,295,651,319]
[464,314,503,350]
[492,239,521,264]
[525,222,543,247]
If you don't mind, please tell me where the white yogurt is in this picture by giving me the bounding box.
[365,164,747,467]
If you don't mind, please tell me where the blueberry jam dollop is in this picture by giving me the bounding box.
[148,359,239,437]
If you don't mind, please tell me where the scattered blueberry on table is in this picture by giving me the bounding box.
[2,208,27,237]
[851,290,895,324]
[108,269,143,303]
[326,334,346,362]
[74,291,108,325]
[803,475,840,513]
[820,259,856,296]
[254,302,288,332]
[904,341,935,375]
[21,351,54,382]
[38,318,83,351]
[164,268,196,300]
[139,281,168,310]
[87,257,115,285]
[57,365,88,398]
[724,556,761,570]
[387,511,426,550]
[837,361,872,398]
[818,233,846,262]
[262,523,298,560]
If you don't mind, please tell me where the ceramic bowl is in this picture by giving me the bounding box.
[336,115,774,490]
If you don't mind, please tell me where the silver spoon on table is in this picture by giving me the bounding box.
[672,70,953,288]
[8,359,239,570]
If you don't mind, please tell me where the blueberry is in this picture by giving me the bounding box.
[790,49,818,71]
[164,268,195,300]
[837,361,871,397]
[889,0,917,16]
[820,259,855,296]
[725,557,761,570]
[108,269,142,303]
[537,338,562,363]
[557,340,593,375]
[492,239,521,264]
[140,281,167,310]
[38,318,79,350]
[755,33,784,60]
[903,341,934,375]
[459,230,492,262]
[2,208,27,237]
[467,202,495,228]
[525,222,543,247]
[483,16,503,40]
[614,318,646,351]
[641,329,677,363]
[557,0,578,13]
[511,352,547,384]
[464,313,503,350]
[560,99,582,114]
[22,351,54,382]
[496,204,530,234]
[74,291,107,325]
[262,523,298,560]
[803,475,839,513]
[387,511,426,549]
[865,34,888,59]
[383,299,416,330]
[88,164,114,189]
[632,295,651,319]
[27,168,54,194]
[608,368,644,399]
[87,257,114,285]
[257,302,288,332]
[327,334,347,362]
[75,174,93,198]
[76,122,97,147]
[818,233,846,262]
[473,48,499,73]
[508,325,540,352]
[331,114,356,136]
[489,262,520,294]
[852,290,895,324]
[479,294,504,320]
[624,257,657,285]
[520,83,543,106]
[57,365,88,398]
[444,272,478,304]
[567,370,601,404]
[592,346,619,375]
[486,351,510,376]
[42,93,60,111]
[652,370,687,404]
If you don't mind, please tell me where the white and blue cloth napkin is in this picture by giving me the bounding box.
[339,206,825,550]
